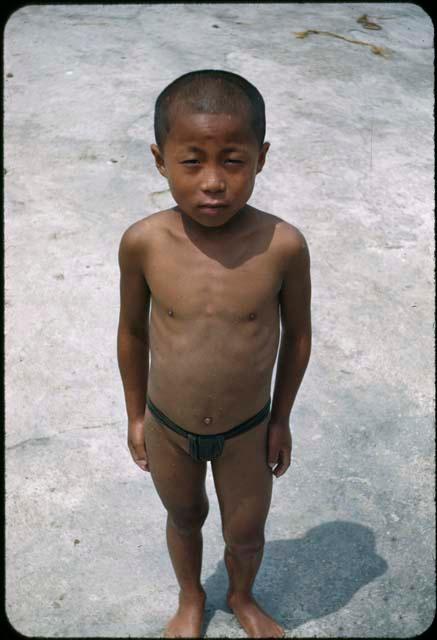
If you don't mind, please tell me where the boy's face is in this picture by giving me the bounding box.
[150,109,270,231]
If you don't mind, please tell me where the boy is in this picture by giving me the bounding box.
[117,69,311,638]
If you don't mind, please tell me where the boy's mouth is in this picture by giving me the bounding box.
[198,202,228,215]
[199,200,227,208]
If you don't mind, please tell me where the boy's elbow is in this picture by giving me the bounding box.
[117,321,149,342]
[282,323,311,343]
[283,327,311,358]
[297,331,312,355]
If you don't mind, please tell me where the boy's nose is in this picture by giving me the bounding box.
[201,172,226,193]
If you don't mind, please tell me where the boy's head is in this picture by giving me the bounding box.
[154,69,266,152]
[150,69,270,232]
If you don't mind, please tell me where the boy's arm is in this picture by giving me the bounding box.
[268,229,312,477]
[117,223,151,472]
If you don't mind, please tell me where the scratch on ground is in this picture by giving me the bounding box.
[294,30,391,58]
[150,189,171,197]
[75,421,123,431]
[6,436,52,451]
[356,14,382,30]
[6,421,123,450]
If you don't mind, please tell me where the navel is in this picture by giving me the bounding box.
[249,312,256,320]
[167,308,174,317]
[203,417,212,425]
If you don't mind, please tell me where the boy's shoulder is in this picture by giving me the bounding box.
[119,209,174,249]
[254,208,308,258]
[118,210,175,271]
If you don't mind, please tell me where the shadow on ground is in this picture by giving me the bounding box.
[202,520,388,634]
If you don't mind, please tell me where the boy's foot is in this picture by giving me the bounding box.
[227,591,285,638]
[164,589,206,638]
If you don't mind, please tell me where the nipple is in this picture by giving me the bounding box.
[203,417,212,425]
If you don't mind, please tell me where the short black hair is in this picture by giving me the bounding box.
[154,69,266,150]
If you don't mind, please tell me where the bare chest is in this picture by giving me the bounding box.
[144,233,283,323]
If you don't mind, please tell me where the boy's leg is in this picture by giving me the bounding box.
[211,415,284,638]
[144,407,209,637]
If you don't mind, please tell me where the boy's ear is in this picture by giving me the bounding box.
[150,144,168,178]
[256,142,270,174]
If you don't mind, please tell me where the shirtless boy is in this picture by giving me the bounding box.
[117,69,312,638]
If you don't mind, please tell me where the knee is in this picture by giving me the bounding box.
[223,527,265,556]
[168,501,209,535]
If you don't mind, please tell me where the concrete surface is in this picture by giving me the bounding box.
[4,3,435,637]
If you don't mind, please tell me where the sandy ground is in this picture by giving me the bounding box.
[4,3,435,637]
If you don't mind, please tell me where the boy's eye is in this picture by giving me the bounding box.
[180,158,244,165]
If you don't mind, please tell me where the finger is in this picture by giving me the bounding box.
[135,446,150,472]
[129,441,150,473]
[136,456,150,473]
[274,450,291,477]
[267,445,279,471]
[268,453,279,472]
[143,452,150,472]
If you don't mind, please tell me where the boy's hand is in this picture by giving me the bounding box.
[127,418,149,472]
[267,420,292,477]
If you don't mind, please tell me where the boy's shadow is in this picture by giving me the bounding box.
[202,520,388,634]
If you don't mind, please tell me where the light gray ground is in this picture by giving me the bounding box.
[4,3,435,637]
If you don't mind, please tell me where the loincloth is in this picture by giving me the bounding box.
[146,395,271,461]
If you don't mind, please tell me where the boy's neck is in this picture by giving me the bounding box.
[177,205,252,244]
